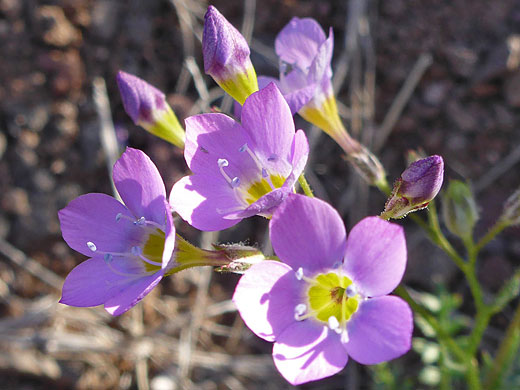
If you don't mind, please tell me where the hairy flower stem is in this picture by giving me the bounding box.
[484,300,520,389]
[298,173,314,198]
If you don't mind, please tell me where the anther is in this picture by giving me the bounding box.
[135,217,146,225]
[217,158,237,189]
[332,261,341,269]
[104,253,113,264]
[294,303,307,321]
[340,329,350,343]
[261,168,268,178]
[87,241,97,252]
[328,316,341,333]
[295,267,304,281]
[115,213,122,222]
[346,285,357,298]
[231,177,241,188]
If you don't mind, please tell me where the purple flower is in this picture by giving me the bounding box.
[382,155,444,219]
[169,83,309,231]
[58,148,176,315]
[117,71,185,148]
[233,75,316,119]
[233,194,412,385]
[203,5,258,104]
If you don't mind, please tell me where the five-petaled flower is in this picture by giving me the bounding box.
[169,83,309,231]
[59,148,176,315]
[233,194,413,385]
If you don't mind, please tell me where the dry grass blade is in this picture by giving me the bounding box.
[374,53,433,152]
[0,238,63,290]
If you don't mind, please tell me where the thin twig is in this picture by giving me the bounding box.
[0,238,63,290]
[93,77,121,201]
[474,143,520,194]
[374,53,433,152]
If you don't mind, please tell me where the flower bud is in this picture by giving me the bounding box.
[442,180,479,239]
[500,188,520,226]
[117,71,185,148]
[202,6,258,104]
[212,243,266,274]
[381,155,444,219]
[346,144,388,188]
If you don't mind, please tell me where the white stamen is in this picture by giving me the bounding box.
[87,241,97,252]
[340,329,350,343]
[295,267,304,281]
[217,158,237,188]
[135,216,146,225]
[294,303,307,320]
[239,143,273,185]
[231,177,241,188]
[115,213,122,222]
[328,316,341,333]
[346,285,357,298]
[132,246,162,267]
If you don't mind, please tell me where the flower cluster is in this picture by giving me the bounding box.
[57,5,449,386]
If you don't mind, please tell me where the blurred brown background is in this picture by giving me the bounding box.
[1,0,519,389]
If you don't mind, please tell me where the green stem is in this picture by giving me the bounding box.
[298,173,314,198]
[395,287,465,362]
[395,286,481,389]
[484,300,520,389]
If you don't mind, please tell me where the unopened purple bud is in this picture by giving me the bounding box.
[202,6,258,104]
[116,71,185,148]
[117,71,166,125]
[382,155,444,219]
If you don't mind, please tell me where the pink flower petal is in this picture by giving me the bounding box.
[104,269,165,316]
[113,148,167,225]
[270,194,347,274]
[169,174,242,231]
[344,296,413,364]
[233,261,303,342]
[59,193,142,257]
[275,17,327,69]
[343,217,407,297]
[273,321,348,385]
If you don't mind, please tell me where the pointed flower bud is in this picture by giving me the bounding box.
[381,156,444,219]
[203,6,258,104]
[442,180,479,239]
[500,188,520,226]
[117,71,185,148]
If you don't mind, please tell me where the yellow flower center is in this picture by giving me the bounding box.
[307,272,359,324]
[244,174,285,205]
[142,229,165,272]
